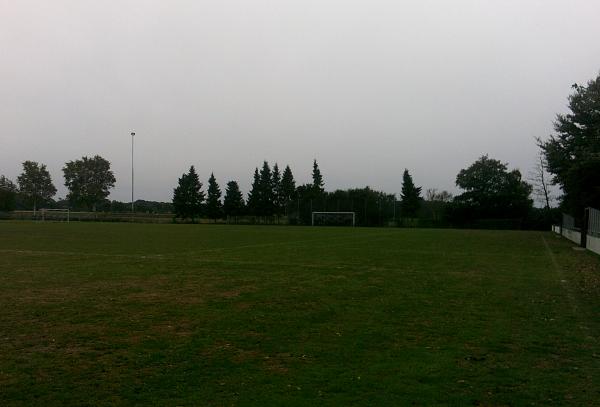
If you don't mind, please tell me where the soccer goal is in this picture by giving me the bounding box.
[312,211,356,227]
[40,208,70,222]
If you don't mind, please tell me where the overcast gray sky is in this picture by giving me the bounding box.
[1,0,599,202]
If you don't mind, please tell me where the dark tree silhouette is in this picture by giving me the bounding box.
[0,175,18,212]
[172,166,204,222]
[206,172,223,222]
[259,161,274,217]
[312,159,324,193]
[539,74,600,215]
[454,155,532,219]
[223,181,245,222]
[17,161,56,213]
[272,163,282,217]
[247,168,260,217]
[280,165,296,215]
[400,169,422,217]
[63,156,114,211]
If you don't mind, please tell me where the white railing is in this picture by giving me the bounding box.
[553,207,600,256]
[588,207,600,237]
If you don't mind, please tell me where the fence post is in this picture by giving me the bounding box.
[559,213,563,236]
[582,208,589,248]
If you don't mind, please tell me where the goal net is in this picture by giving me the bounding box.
[40,208,70,222]
[312,211,355,227]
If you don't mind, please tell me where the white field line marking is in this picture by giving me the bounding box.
[0,249,163,260]
[541,235,582,323]
[0,231,390,260]
[174,230,400,256]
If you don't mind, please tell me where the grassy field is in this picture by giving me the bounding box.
[0,222,599,406]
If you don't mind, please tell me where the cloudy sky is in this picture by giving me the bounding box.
[1,0,599,202]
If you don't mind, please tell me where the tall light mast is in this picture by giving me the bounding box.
[131,131,135,212]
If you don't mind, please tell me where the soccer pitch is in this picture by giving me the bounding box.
[0,223,598,406]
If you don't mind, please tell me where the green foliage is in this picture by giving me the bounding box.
[280,165,296,209]
[294,185,395,226]
[400,169,422,217]
[172,166,204,222]
[258,161,275,217]
[539,74,600,216]
[453,155,532,219]
[272,163,282,216]
[312,159,324,193]
[223,181,245,220]
[246,168,261,216]
[17,161,56,211]
[97,199,173,213]
[206,173,223,221]
[63,156,115,211]
[0,175,18,211]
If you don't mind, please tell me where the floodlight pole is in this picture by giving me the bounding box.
[131,131,135,213]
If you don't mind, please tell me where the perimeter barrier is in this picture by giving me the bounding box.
[552,207,600,256]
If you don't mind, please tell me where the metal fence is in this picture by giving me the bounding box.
[562,213,576,230]
[588,207,600,237]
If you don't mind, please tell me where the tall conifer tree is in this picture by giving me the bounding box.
[312,159,324,193]
[223,180,245,222]
[280,165,296,214]
[259,161,274,217]
[400,169,422,217]
[206,172,222,222]
[172,166,204,222]
[247,168,260,216]
[272,163,282,216]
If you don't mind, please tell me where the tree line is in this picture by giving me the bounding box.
[169,156,538,228]
[0,156,116,213]
[0,154,542,227]
[2,71,598,227]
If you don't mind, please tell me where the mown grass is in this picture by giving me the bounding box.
[0,222,598,406]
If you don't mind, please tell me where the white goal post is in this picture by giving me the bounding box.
[40,208,70,222]
[311,211,356,227]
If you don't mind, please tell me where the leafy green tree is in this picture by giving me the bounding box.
[246,168,260,216]
[259,161,274,217]
[223,181,245,222]
[63,156,115,211]
[454,155,532,219]
[400,169,422,217]
[312,159,324,193]
[172,166,204,222]
[0,175,18,211]
[206,173,223,222]
[17,161,57,213]
[539,75,600,215]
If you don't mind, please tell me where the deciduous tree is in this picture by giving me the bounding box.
[63,156,115,211]
[17,161,56,213]
[0,175,18,212]
[454,155,532,219]
[539,75,600,215]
